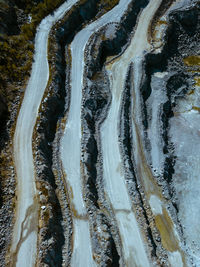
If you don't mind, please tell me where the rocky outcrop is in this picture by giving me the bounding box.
[80,1,155,261]
[33,0,122,265]
[1,0,200,266]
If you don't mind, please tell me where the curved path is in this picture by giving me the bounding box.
[11,0,79,266]
[129,1,185,266]
[60,0,132,265]
[101,0,163,266]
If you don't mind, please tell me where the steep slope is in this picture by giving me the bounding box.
[0,0,199,266]
[9,1,79,266]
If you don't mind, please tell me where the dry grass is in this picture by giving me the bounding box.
[183,55,200,67]
[0,0,65,108]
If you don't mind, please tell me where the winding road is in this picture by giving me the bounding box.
[11,0,79,266]
[60,0,133,265]
[129,1,185,266]
[9,0,190,266]
[101,0,163,266]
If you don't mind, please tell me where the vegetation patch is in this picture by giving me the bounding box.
[0,0,66,109]
[183,55,200,67]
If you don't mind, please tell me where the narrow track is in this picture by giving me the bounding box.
[101,1,163,266]
[60,0,132,265]
[10,1,79,265]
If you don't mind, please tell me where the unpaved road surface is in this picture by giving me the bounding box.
[11,1,79,265]
[60,0,132,265]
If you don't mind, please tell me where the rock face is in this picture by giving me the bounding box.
[0,0,200,266]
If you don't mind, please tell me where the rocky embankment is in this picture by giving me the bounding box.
[0,0,200,266]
